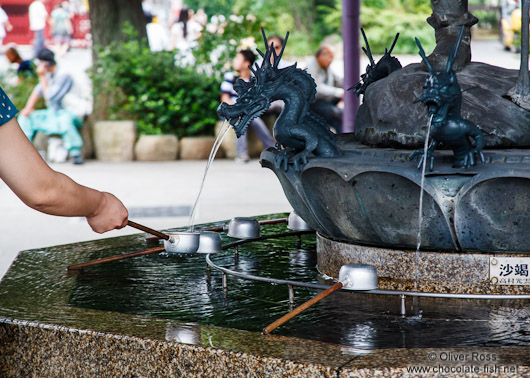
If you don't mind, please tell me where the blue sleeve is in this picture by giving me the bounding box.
[46,73,73,104]
[0,86,19,127]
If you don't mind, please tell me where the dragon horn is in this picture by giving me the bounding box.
[415,37,435,75]
[361,28,375,66]
[252,62,262,84]
[270,41,278,63]
[261,27,268,45]
[255,27,273,81]
[388,33,400,55]
[446,25,465,73]
[274,31,289,69]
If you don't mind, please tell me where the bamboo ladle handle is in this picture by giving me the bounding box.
[262,281,344,335]
[127,220,170,240]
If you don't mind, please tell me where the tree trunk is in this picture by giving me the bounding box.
[426,0,478,71]
[88,0,146,48]
[87,0,147,140]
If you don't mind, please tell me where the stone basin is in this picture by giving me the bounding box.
[1,216,530,377]
[261,134,530,254]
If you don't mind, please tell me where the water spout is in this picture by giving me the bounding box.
[414,114,434,291]
[188,120,231,231]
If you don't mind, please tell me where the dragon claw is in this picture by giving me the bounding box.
[409,149,435,171]
[463,149,485,168]
[274,149,310,172]
[291,151,309,172]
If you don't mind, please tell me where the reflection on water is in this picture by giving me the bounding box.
[68,229,530,349]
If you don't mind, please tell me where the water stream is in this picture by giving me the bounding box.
[187,120,231,231]
[414,114,434,292]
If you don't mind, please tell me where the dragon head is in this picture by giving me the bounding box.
[217,29,291,137]
[415,27,464,125]
[353,29,402,96]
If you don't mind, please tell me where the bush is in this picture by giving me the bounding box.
[91,25,221,137]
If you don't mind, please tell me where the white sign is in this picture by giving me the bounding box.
[490,257,530,285]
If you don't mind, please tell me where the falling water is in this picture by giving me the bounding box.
[187,120,231,231]
[414,114,434,291]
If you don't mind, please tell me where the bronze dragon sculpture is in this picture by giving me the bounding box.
[410,26,485,170]
[217,29,340,172]
[353,28,402,97]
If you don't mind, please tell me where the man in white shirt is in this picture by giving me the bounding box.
[29,0,48,57]
[0,5,12,45]
[305,45,344,133]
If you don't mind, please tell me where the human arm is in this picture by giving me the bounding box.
[4,19,12,32]
[0,118,128,233]
[20,85,42,117]
[220,71,236,105]
[220,93,232,104]
[314,74,344,100]
[19,62,47,116]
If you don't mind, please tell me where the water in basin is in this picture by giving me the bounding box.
[65,222,530,350]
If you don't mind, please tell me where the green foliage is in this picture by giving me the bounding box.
[469,0,500,30]
[190,0,436,62]
[185,0,235,17]
[319,0,435,54]
[91,24,221,137]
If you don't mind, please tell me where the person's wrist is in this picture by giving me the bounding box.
[88,191,108,219]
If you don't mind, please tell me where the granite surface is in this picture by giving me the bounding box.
[317,233,530,294]
[2,319,530,377]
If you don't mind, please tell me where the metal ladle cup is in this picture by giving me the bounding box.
[164,232,200,253]
[226,217,260,239]
[263,264,378,334]
[287,211,313,231]
[196,232,222,254]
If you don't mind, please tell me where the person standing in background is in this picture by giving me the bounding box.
[0,3,13,46]
[29,0,48,57]
[50,1,72,57]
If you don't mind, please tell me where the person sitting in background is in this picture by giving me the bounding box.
[305,45,344,133]
[0,85,128,233]
[220,49,275,164]
[5,46,36,82]
[18,48,84,164]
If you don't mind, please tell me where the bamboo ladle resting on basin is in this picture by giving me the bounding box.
[262,264,378,335]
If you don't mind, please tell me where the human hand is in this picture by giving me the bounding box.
[20,107,33,118]
[86,192,129,233]
[36,62,47,76]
